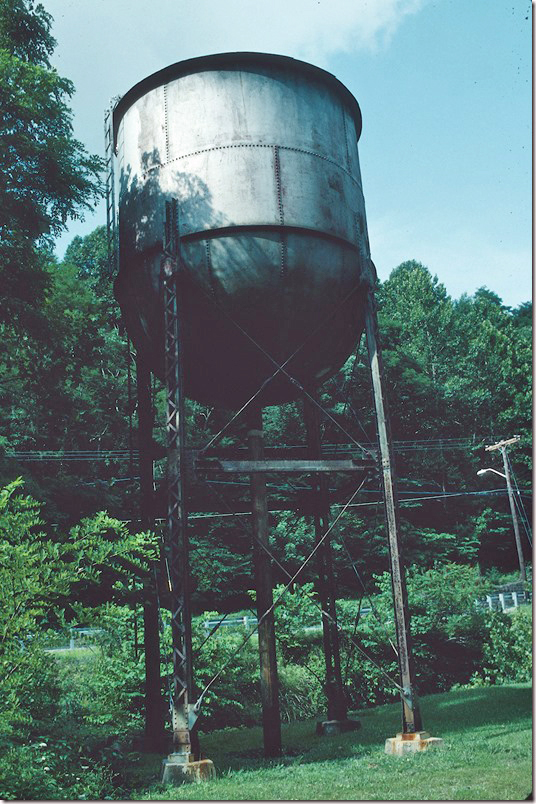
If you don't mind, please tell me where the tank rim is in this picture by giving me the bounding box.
[112,51,362,145]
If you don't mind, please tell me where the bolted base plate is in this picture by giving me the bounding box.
[316,719,361,737]
[385,731,443,756]
[162,754,216,785]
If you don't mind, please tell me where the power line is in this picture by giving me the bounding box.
[5,435,509,461]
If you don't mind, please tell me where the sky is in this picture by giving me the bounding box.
[44,0,532,307]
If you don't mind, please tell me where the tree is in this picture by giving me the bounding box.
[0,0,103,333]
[378,260,455,386]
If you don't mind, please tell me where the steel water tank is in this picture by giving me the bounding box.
[113,53,374,408]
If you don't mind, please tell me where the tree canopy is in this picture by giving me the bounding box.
[0,0,103,333]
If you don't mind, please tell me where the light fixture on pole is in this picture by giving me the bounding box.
[477,468,506,479]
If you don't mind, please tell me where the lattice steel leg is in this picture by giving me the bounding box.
[163,265,193,754]
[160,202,215,783]
[136,352,166,751]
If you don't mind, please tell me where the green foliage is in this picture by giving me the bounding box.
[474,607,532,685]
[277,661,324,723]
[191,617,261,730]
[273,581,320,654]
[0,479,76,647]
[57,643,145,735]
[0,741,112,801]
[0,479,163,798]
[0,0,54,65]
[0,6,532,781]
[339,564,491,708]
[378,260,455,386]
[0,0,102,332]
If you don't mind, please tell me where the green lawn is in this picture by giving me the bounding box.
[138,684,532,801]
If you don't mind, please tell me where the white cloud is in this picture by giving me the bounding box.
[47,0,429,75]
[172,0,429,64]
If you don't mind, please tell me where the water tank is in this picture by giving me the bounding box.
[113,53,373,408]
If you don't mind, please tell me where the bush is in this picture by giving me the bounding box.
[278,656,324,723]
[0,646,62,747]
[192,617,261,731]
[336,563,492,708]
[192,605,326,730]
[0,741,112,801]
[474,607,532,685]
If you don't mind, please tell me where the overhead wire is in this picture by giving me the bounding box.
[193,478,406,714]
[6,436,513,461]
[505,453,533,546]
[189,486,325,686]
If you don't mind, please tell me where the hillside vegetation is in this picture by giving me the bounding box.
[0,1,532,800]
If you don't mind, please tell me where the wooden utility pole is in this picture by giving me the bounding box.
[485,436,526,583]
[364,295,423,736]
[303,396,347,724]
[248,406,282,758]
[136,353,166,752]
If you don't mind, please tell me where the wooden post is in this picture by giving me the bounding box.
[500,446,526,583]
[485,438,526,583]
[364,294,423,734]
[247,406,282,758]
[136,353,166,752]
[303,396,347,722]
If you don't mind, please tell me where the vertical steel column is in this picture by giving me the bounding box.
[303,397,347,722]
[247,406,282,758]
[136,352,166,751]
[364,294,423,734]
[162,200,194,760]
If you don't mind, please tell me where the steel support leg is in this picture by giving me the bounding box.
[160,201,215,783]
[364,294,423,735]
[136,353,166,752]
[162,258,194,758]
[303,397,347,723]
[248,406,282,758]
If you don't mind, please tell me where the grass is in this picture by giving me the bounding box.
[135,684,532,801]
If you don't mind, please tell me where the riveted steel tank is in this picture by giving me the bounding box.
[113,52,374,408]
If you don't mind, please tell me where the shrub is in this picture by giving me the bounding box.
[191,617,261,731]
[0,741,112,801]
[475,607,532,685]
[336,563,493,708]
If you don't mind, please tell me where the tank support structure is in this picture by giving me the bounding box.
[364,292,442,753]
[303,396,360,736]
[161,201,215,783]
[136,353,166,752]
[247,407,282,758]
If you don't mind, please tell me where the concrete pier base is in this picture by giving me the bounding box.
[316,718,361,736]
[385,731,443,755]
[161,753,216,784]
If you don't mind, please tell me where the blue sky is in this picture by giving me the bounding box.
[45,0,531,306]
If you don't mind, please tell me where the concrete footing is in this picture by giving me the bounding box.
[385,731,443,755]
[161,753,216,784]
[316,718,361,736]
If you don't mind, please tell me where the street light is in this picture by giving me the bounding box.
[477,462,526,583]
[477,468,506,479]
